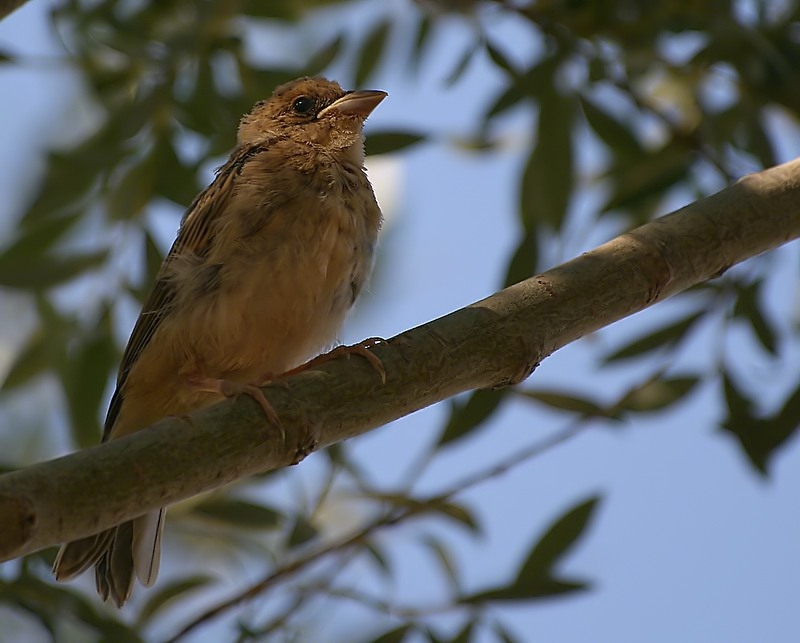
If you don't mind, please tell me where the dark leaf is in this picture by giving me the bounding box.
[288,515,319,547]
[445,41,479,86]
[485,40,518,76]
[0,249,108,290]
[138,575,216,624]
[107,153,157,221]
[305,35,344,76]
[603,311,705,363]
[1,329,52,391]
[720,371,800,475]
[192,497,284,529]
[1,211,83,261]
[520,88,575,229]
[517,389,608,418]
[363,540,392,577]
[421,535,460,591]
[579,96,642,158]
[368,624,413,643]
[60,313,117,447]
[366,131,427,156]
[616,376,700,414]
[355,20,391,86]
[449,620,475,643]
[409,14,433,72]
[733,280,779,356]
[439,389,506,446]
[503,228,539,287]
[462,496,599,603]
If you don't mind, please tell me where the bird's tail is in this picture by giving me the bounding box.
[52,509,165,608]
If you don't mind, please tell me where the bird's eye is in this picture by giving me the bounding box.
[292,96,315,115]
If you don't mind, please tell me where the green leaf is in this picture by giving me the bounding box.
[138,575,216,624]
[502,228,539,287]
[60,313,118,447]
[107,152,157,221]
[485,40,518,76]
[366,131,427,156]
[462,497,599,603]
[1,329,51,391]
[409,14,433,72]
[192,497,284,529]
[23,152,100,222]
[305,35,344,76]
[355,19,391,87]
[368,624,413,643]
[363,540,392,577]
[2,211,83,260]
[616,376,700,414]
[421,535,461,592]
[520,88,575,229]
[720,371,800,475]
[439,389,506,446]
[733,280,778,356]
[445,41,479,86]
[0,249,108,290]
[517,390,607,418]
[579,96,642,158]
[365,493,481,533]
[288,515,319,547]
[603,311,705,363]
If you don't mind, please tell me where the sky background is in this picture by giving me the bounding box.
[1,1,800,642]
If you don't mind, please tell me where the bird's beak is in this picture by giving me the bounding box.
[318,90,388,119]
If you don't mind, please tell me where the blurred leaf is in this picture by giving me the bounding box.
[363,540,392,577]
[60,312,117,447]
[439,389,506,446]
[288,515,319,547]
[616,375,700,414]
[720,371,800,475]
[445,41,479,86]
[368,624,413,643]
[485,39,518,76]
[449,620,474,643]
[153,138,199,206]
[107,153,157,221]
[733,280,778,356]
[0,249,108,290]
[306,35,344,75]
[366,131,427,156]
[422,534,460,592]
[355,19,391,86]
[604,311,705,363]
[239,0,301,19]
[517,389,608,418]
[367,493,480,533]
[192,497,284,529]
[601,141,692,216]
[139,575,217,624]
[2,329,52,391]
[580,96,642,158]
[409,13,433,72]
[503,228,539,287]
[520,88,575,229]
[462,497,599,603]
[1,211,83,260]
[492,621,522,643]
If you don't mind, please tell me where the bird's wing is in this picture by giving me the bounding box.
[103,143,265,441]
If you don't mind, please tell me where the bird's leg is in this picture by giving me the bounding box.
[186,375,283,438]
[283,337,387,383]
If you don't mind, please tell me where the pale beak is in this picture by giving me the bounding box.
[318,90,388,119]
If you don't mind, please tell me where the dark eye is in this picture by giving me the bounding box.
[292,96,314,114]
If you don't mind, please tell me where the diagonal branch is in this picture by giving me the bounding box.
[0,157,799,563]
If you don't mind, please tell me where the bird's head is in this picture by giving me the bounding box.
[237,77,387,162]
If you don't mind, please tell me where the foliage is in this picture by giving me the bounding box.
[0,0,798,640]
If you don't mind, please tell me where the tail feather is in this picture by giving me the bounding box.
[54,509,165,607]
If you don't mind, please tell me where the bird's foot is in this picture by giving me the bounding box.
[284,337,387,383]
[187,376,284,439]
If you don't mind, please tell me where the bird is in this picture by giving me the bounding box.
[51,76,387,607]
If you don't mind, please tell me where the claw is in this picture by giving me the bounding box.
[187,376,284,441]
[284,337,387,384]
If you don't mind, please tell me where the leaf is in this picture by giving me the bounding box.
[60,313,118,447]
[192,497,284,529]
[462,497,600,603]
[138,575,216,624]
[363,540,392,577]
[733,280,778,356]
[305,35,344,76]
[485,40,518,76]
[422,535,461,591]
[23,151,100,222]
[409,14,433,72]
[502,228,539,287]
[368,624,413,643]
[603,311,705,363]
[720,371,800,475]
[2,211,83,261]
[616,376,700,414]
[365,493,480,533]
[0,250,108,290]
[366,131,427,156]
[1,329,51,391]
[288,515,319,547]
[579,96,642,158]
[445,41,479,86]
[355,19,391,86]
[107,152,157,221]
[520,88,575,229]
[439,389,506,446]
[517,390,608,418]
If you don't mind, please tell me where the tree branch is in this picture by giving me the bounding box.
[0,0,31,21]
[1,157,799,562]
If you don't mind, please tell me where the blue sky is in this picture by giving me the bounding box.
[1,2,800,642]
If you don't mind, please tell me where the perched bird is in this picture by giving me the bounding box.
[52,77,387,607]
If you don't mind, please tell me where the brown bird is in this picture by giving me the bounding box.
[52,77,386,607]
